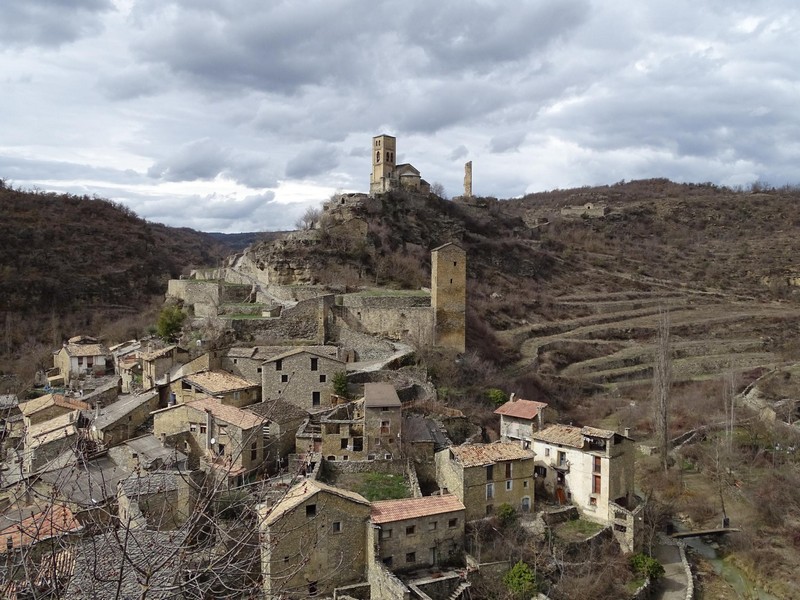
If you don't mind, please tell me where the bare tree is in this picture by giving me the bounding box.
[652,308,672,473]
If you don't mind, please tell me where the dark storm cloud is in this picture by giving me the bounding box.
[0,0,114,48]
[285,145,341,180]
[0,155,146,186]
[449,146,469,161]
[489,132,527,153]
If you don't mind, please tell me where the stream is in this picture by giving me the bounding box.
[681,535,780,600]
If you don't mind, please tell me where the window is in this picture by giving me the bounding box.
[189,423,197,433]
[218,425,227,435]
[523,480,529,488]
[380,421,390,434]
[429,521,437,531]
[381,528,392,540]
[589,497,598,507]
[77,357,83,365]
[306,504,316,518]
[342,455,349,461]
[506,480,513,491]
[200,425,207,434]
[308,582,318,596]
[217,443,225,456]
[257,367,262,374]
[281,374,288,383]
[284,556,289,563]
[448,518,458,528]
[275,360,282,371]
[310,357,318,371]
[557,451,567,467]
[406,525,415,536]
[353,437,363,451]
[376,150,380,162]
[486,483,494,499]
[319,374,326,383]
[341,438,349,449]
[505,463,512,478]
[312,392,320,406]
[332,521,341,533]
[251,441,258,461]
[486,465,493,481]
[233,391,240,402]
[406,552,416,564]
[593,456,601,474]
[593,474,601,495]
[534,465,547,479]
[233,359,238,365]
[544,448,550,457]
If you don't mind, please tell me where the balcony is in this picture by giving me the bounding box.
[551,458,570,472]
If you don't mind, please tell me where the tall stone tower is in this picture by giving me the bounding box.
[431,243,466,353]
[370,134,397,194]
[464,161,473,197]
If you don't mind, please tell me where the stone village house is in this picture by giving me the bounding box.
[494,395,550,449]
[172,370,261,408]
[435,441,535,522]
[261,348,345,411]
[258,479,371,599]
[370,494,465,572]
[531,424,635,524]
[52,336,113,386]
[153,396,266,483]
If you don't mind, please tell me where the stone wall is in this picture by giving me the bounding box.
[431,244,466,353]
[230,297,323,344]
[332,305,434,346]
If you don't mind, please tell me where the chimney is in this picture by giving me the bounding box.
[160,432,167,445]
[510,393,516,402]
[624,427,631,437]
[95,401,102,419]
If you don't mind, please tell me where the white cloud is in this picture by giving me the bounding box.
[1,0,800,232]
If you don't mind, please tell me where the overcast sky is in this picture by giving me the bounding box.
[2,1,798,232]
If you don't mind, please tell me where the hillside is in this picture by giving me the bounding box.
[0,183,232,366]
[242,181,800,387]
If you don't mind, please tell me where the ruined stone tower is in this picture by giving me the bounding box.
[464,161,473,197]
[431,243,466,353]
[370,134,396,194]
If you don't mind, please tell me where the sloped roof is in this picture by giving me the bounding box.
[582,426,616,439]
[261,480,369,527]
[446,441,535,467]
[63,343,109,358]
[494,398,548,420]
[92,391,158,430]
[65,528,189,599]
[371,494,464,524]
[532,424,584,448]
[120,471,181,498]
[363,382,401,408]
[20,394,90,417]
[261,347,344,365]
[0,504,82,550]
[183,370,258,394]
[431,242,465,254]
[140,344,179,361]
[246,398,308,424]
[185,396,265,430]
[121,434,187,469]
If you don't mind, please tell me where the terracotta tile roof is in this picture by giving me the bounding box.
[364,382,401,408]
[448,442,535,467]
[0,504,82,550]
[183,370,258,394]
[185,396,265,430]
[261,480,369,526]
[533,424,584,448]
[371,494,465,524]
[494,398,548,420]
[20,394,90,417]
